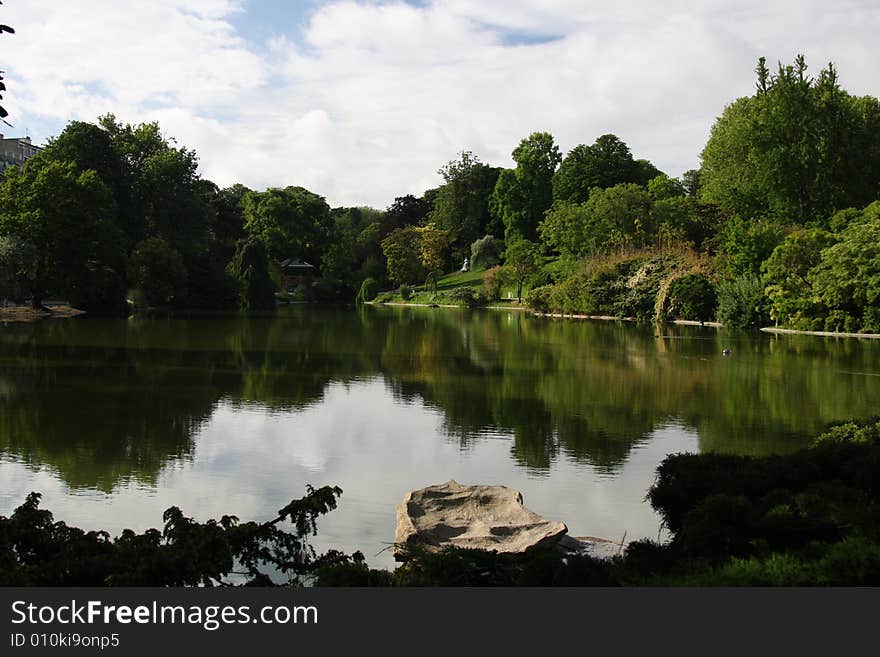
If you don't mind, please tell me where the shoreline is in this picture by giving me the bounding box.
[371,301,880,339]
[0,304,85,323]
[7,300,880,340]
[760,327,880,340]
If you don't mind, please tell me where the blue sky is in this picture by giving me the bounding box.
[5,1,880,208]
[232,1,315,46]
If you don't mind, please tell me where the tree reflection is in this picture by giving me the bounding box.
[1,307,879,491]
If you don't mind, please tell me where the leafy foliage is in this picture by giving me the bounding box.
[470,234,503,270]
[809,203,880,332]
[700,56,880,224]
[447,286,487,307]
[242,186,331,264]
[717,273,767,328]
[227,237,276,311]
[665,274,717,322]
[0,235,37,303]
[430,152,501,262]
[0,159,123,310]
[761,228,836,328]
[356,277,379,303]
[553,134,662,204]
[490,132,561,242]
[128,237,188,307]
[0,486,343,586]
[501,239,541,302]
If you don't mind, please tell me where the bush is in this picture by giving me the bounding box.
[448,286,487,307]
[0,487,344,586]
[717,273,767,328]
[482,266,502,301]
[524,284,552,313]
[666,274,717,322]
[399,284,412,301]
[356,277,379,303]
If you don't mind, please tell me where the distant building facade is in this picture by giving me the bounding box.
[0,135,41,172]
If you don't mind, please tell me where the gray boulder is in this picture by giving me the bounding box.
[394,480,569,558]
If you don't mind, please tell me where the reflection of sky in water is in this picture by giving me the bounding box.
[0,379,697,571]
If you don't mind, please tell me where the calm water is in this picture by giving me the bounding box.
[2,306,880,569]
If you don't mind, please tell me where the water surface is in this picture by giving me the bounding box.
[2,306,879,569]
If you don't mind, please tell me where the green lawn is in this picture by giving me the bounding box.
[377,267,520,305]
[435,268,485,291]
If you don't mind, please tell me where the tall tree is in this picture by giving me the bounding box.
[430,151,501,262]
[700,56,880,224]
[502,239,541,303]
[490,132,561,242]
[228,237,276,311]
[242,186,331,264]
[381,195,430,236]
[0,159,122,310]
[552,134,662,204]
[381,226,425,285]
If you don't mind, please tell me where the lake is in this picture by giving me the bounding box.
[2,305,880,570]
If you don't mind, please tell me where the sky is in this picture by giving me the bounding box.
[2,0,879,209]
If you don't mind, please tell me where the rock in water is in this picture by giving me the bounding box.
[394,480,568,558]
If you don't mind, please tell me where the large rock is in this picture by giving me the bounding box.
[394,480,569,558]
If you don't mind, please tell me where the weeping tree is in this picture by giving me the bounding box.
[228,237,276,311]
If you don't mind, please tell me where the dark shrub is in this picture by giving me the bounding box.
[448,286,486,307]
[666,274,717,322]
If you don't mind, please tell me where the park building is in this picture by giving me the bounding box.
[0,134,41,172]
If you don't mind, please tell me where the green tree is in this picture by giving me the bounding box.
[0,160,123,310]
[470,234,504,270]
[665,274,718,322]
[243,186,331,264]
[41,121,140,248]
[381,195,429,236]
[720,216,784,277]
[98,115,216,263]
[127,237,188,306]
[0,236,37,303]
[700,56,880,224]
[490,132,561,242]
[502,239,541,302]
[430,151,501,262]
[717,273,767,329]
[227,237,276,311]
[809,203,880,332]
[647,174,686,201]
[761,228,836,327]
[681,169,702,197]
[381,226,425,285]
[541,183,654,258]
[552,134,662,204]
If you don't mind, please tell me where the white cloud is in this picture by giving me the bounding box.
[4,0,880,208]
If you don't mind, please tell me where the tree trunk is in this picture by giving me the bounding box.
[30,289,51,312]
